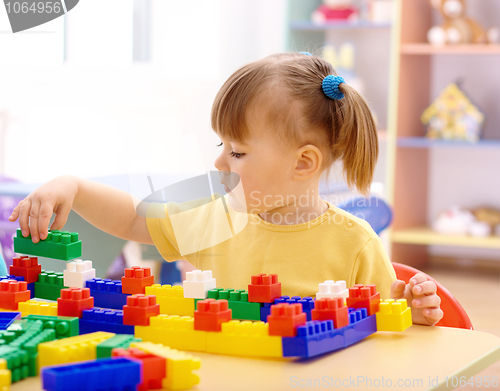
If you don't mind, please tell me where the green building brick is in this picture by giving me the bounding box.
[24,314,79,339]
[13,228,82,261]
[207,288,262,321]
[96,334,142,358]
[34,270,68,300]
[23,328,55,376]
[7,320,56,376]
[0,345,29,382]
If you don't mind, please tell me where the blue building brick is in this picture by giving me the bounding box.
[261,295,315,321]
[0,275,24,282]
[282,320,345,358]
[79,308,134,335]
[0,312,21,330]
[42,357,141,391]
[86,278,129,310]
[343,308,377,348]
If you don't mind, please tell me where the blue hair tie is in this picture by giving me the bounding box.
[299,51,312,56]
[322,75,345,100]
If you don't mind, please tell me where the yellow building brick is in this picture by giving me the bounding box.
[0,359,11,391]
[132,341,200,390]
[135,315,206,352]
[38,332,115,369]
[145,284,194,316]
[376,299,412,332]
[18,300,58,317]
[206,320,283,358]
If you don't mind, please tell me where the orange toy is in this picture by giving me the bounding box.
[427,0,499,45]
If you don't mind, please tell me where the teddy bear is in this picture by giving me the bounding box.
[427,0,499,45]
[432,205,500,237]
[312,0,359,23]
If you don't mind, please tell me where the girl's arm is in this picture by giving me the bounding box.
[9,175,154,245]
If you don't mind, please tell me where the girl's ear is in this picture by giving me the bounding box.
[293,145,323,180]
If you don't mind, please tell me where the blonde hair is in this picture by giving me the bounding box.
[211,53,378,197]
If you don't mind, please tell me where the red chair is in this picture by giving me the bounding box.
[392,262,473,330]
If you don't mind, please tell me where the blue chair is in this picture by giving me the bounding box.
[336,196,393,235]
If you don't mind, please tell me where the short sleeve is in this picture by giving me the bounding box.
[146,202,183,262]
[145,193,237,263]
[352,236,397,300]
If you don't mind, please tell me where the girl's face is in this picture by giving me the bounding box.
[214,104,300,215]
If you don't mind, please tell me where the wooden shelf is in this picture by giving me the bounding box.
[289,20,391,31]
[392,227,500,249]
[401,43,500,55]
[397,137,500,148]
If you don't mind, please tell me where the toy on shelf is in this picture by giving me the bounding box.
[473,207,500,235]
[311,0,359,23]
[432,205,492,237]
[421,83,484,142]
[427,0,499,45]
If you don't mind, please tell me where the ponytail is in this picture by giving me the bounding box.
[329,83,379,197]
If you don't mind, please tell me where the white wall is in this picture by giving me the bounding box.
[0,0,287,185]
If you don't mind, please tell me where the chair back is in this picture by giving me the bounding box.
[392,262,473,329]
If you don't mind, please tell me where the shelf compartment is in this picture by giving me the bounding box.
[289,20,391,31]
[401,43,500,55]
[392,227,500,249]
[397,137,500,148]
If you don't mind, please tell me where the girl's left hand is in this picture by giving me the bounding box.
[390,273,443,326]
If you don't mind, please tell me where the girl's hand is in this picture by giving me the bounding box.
[390,273,443,326]
[8,175,79,243]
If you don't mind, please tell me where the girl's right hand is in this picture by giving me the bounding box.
[8,175,80,243]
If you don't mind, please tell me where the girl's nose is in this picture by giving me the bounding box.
[214,152,228,172]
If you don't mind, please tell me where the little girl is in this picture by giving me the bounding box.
[9,53,442,326]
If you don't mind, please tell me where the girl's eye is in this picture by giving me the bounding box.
[230,151,244,159]
[217,142,223,147]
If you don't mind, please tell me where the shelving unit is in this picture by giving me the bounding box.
[397,137,500,149]
[386,0,500,266]
[289,20,391,31]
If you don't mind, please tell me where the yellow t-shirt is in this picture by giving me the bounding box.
[146,195,397,299]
